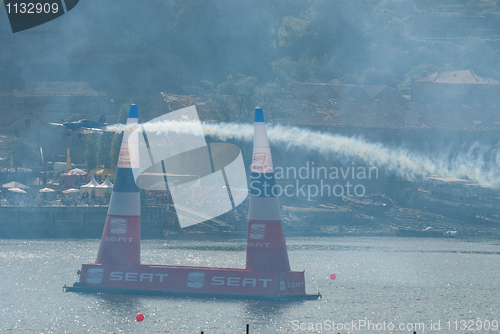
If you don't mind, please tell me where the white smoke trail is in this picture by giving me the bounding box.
[107,121,500,188]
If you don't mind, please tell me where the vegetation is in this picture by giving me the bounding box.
[68,0,498,150]
[4,0,500,162]
[84,133,99,170]
[203,74,286,122]
[163,0,499,95]
[5,0,499,109]
[116,0,494,124]
[5,137,40,167]
[84,102,132,170]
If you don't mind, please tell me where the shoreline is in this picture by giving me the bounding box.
[162,228,500,240]
[0,204,499,240]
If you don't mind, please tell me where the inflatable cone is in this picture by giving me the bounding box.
[246,108,291,272]
[95,105,141,265]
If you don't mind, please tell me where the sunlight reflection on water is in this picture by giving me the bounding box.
[0,237,498,333]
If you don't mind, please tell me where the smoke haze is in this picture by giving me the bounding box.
[108,121,500,189]
[1,1,498,95]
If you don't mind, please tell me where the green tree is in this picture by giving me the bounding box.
[362,67,396,86]
[462,0,480,15]
[204,74,283,122]
[203,74,256,122]
[97,132,114,168]
[168,0,275,83]
[459,39,493,73]
[6,137,39,167]
[85,102,133,170]
[84,133,99,170]
[256,0,317,52]
[399,64,438,92]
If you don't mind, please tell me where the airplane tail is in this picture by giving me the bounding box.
[98,115,106,124]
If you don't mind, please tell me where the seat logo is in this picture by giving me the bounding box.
[250,224,265,239]
[187,272,205,288]
[86,268,103,284]
[253,153,266,164]
[119,148,131,160]
[110,218,127,234]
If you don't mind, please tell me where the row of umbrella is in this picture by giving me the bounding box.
[2,176,114,195]
[67,167,115,177]
[6,187,92,194]
[39,187,81,194]
[3,185,68,194]
[2,181,31,194]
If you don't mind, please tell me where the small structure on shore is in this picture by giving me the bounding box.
[80,176,99,195]
[95,177,113,197]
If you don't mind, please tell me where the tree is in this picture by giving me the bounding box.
[168,0,276,84]
[362,67,397,86]
[204,74,283,122]
[459,39,493,73]
[399,64,438,92]
[6,137,39,167]
[85,102,133,170]
[203,74,256,122]
[84,133,99,170]
[97,132,114,168]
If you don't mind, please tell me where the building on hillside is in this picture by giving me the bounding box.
[290,83,407,102]
[0,81,168,165]
[0,134,10,159]
[158,79,500,165]
[144,80,500,207]
[0,111,85,165]
[0,81,111,164]
[408,15,500,39]
[411,70,500,102]
[270,78,500,193]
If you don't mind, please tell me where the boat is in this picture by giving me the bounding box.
[396,227,458,238]
[417,176,498,218]
[64,105,321,301]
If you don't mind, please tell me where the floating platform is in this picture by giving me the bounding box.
[63,264,320,301]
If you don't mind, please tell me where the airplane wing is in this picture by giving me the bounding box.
[81,127,112,133]
[49,123,66,127]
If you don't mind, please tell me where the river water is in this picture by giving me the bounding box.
[0,236,499,333]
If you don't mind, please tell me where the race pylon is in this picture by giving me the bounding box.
[95,105,141,265]
[246,108,291,272]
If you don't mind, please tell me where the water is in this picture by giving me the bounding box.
[1,237,499,333]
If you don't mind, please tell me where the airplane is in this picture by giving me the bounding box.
[49,115,109,136]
